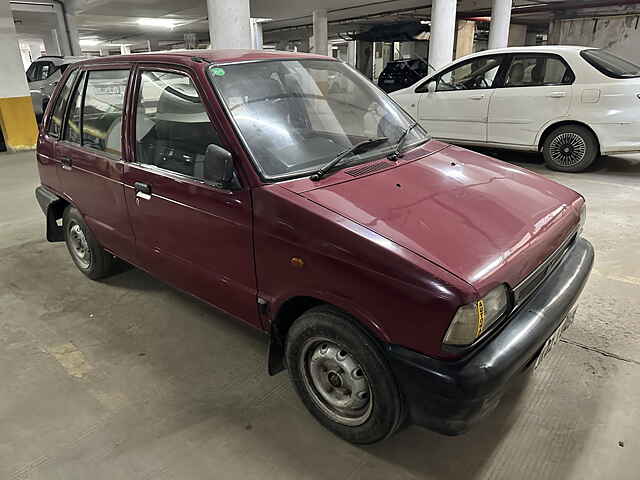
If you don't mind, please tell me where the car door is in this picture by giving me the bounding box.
[415,55,504,142]
[122,66,259,328]
[56,65,136,263]
[487,54,574,147]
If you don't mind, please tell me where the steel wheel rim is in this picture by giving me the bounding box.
[299,337,373,426]
[68,221,91,269]
[550,133,587,167]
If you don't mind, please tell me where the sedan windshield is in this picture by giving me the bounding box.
[209,59,429,179]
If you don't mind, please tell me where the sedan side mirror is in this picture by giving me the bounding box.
[427,80,436,93]
[204,144,236,187]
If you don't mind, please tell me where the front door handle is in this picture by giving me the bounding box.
[60,156,72,171]
[469,94,485,100]
[548,92,567,98]
[134,182,151,201]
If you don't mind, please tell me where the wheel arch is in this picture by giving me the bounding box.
[267,295,388,376]
[537,120,601,154]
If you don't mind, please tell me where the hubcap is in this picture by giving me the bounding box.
[300,338,372,426]
[68,222,91,268]
[550,133,587,167]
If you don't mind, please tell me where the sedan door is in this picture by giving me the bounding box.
[416,55,504,142]
[487,54,574,147]
[122,66,259,327]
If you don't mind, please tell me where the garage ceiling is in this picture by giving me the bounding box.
[11,0,640,47]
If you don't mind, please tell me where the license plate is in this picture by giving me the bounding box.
[534,307,577,369]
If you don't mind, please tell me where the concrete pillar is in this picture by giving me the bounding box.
[54,0,80,55]
[525,31,538,46]
[312,9,328,56]
[43,29,61,56]
[508,24,527,46]
[548,19,561,45]
[428,0,457,71]
[0,0,38,151]
[184,33,197,49]
[29,41,43,62]
[147,39,160,52]
[250,19,263,49]
[346,41,356,68]
[356,41,373,79]
[207,0,251,49]
[488,0,513,50]
[120,44,130,55]
[455,20,475,59]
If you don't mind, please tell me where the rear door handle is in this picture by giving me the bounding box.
[60,156,72,171]
[469,94,485,100]
[134,182,151,201]
[548,92,567,98]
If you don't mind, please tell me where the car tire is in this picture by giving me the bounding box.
[285,305,405,444]
[63,205,114,280]
[542,125,599,172]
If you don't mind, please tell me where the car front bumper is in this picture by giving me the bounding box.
[385,237,594,435]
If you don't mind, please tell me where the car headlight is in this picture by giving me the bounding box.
[578,203,586,235]
[443,284,509,346]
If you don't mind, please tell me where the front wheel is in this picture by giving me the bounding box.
[542,125,599,172]
[285,306,405,444]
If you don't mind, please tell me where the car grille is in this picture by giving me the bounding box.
[512,231,577,308]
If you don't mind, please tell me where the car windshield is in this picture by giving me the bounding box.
[209,59,429,179]
[581,49,640,78]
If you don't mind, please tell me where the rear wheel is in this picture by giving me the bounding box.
[63,206,114,280]
[285,305,405,444]
[542,125,598,172]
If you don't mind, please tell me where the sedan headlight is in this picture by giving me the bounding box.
[443,284,509,346]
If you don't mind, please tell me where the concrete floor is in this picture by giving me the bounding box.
[1,150,639,480]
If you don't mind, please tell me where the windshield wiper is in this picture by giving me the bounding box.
[389,121,419,160]
[310,137,389,181]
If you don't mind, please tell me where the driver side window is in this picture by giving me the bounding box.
[134,70,225,181]
[436,56,503,92]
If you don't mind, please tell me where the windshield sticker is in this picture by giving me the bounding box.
[211,67,226,76]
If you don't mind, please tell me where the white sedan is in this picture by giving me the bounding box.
[390,46,640,172]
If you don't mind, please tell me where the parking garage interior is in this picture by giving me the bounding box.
[1,1,640,479]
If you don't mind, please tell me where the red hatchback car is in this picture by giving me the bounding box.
[35,50,594,444]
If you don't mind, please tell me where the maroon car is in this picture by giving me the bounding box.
[35,50,593,444]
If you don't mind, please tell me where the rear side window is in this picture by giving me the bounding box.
[581,49,640,78]
[82,70,129,156]
[504,55,574,87]
[47,69,78,138]
[64,72,86,145]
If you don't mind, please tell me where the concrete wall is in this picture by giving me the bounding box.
[557,14,640,63]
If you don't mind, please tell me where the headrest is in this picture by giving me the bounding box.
[156,84,209,123]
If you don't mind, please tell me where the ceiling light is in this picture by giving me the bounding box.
[80,38,101,46]
[136,18,180,29]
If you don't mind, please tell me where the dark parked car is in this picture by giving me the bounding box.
[35,50,593,444]
[378,58,429,92]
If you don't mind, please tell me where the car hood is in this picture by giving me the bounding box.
[283,145,581,293]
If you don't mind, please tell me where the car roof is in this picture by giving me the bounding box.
[75,49,335,67]
[460,45,590,60]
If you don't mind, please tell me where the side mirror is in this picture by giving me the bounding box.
[204,144,235,187]
[427,80,436,93]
